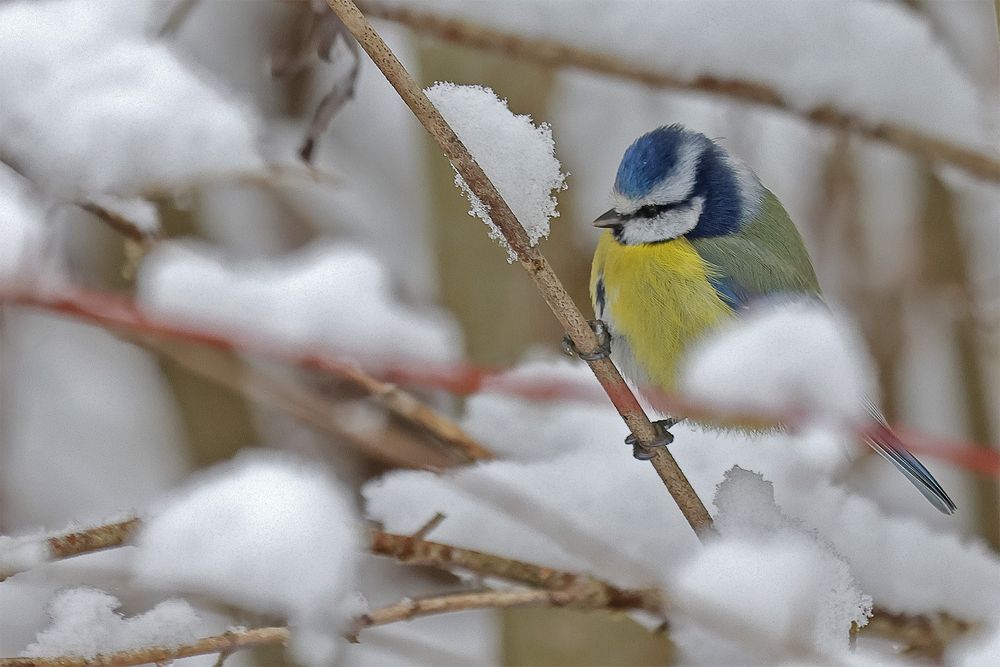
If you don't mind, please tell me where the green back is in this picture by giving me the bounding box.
[690,189,821,305]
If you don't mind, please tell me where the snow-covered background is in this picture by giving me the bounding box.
[0,0,998,665]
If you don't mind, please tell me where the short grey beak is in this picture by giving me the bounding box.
[593,209,620,228]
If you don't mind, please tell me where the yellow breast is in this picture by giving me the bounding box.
[590,231,733,391]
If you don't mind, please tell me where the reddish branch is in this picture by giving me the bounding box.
[4,287,996,477]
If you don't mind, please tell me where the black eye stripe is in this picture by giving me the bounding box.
[622,202,682,220]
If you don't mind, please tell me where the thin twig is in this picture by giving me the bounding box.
[370,529,664,615]
[77,202,159,245]
[47,518,141,561]
[0,584,650,666]
[324,0,715,539]
[357,1,1000,185]
[0,627,290,667]
[134,335,467,469]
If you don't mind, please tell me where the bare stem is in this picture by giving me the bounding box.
[357,1,1000,185]
[370,529,665,615]
[324,0,715,539]
[0,627,290,667]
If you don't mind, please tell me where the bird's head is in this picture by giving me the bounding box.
[595,124,763,245]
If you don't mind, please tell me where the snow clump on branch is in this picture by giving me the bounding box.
[425,82,567,262]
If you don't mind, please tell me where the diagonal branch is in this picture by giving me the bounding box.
[324,0,715,539]
[357,1,1000,185]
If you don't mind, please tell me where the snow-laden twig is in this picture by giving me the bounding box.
[356,1,1000,185]
[323,0,715,539]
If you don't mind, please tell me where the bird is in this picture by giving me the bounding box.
[578,124,956,515]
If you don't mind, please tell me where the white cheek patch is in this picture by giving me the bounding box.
[610,140,703,215]
[619,196,705,245]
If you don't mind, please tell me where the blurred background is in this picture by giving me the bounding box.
[1,1,998,665]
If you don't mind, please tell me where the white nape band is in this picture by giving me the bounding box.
[721,152,765,221]
[618,196,705,245]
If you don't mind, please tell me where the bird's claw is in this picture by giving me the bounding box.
[625,419,677,460]
[562,319,611,362]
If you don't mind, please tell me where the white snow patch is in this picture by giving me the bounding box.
[671,468,871,659]
[137,241,461,366]
[679,298,877,426]
[391,1,992,149]
[22,588,200,658]
[425,82,566,262]
[0,165,47,282]
[132,450,361,664]
[0,536,49,581]
[0,0,263,198]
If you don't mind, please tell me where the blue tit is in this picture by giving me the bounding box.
[587,124,956,515]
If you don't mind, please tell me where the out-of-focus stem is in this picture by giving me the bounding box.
[357,1,1000,185]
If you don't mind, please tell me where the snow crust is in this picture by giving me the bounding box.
[22,588,200,658]
[679,299,878,425]
[132,450,362,664]
[0,0,263,198]
[394,0,991,149]
[137,241,461,365]
[425,82,566,262]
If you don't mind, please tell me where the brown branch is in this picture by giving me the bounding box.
[133,334,470,469]
[77,202,159,245]
[0,519,974,658]
[352,586,620,638]
[325,0,715,540]
[370,529,664,615]
[0,627,290,667]
[357,1,1000,185]
[46,518,141,561]
[0,584,652,666]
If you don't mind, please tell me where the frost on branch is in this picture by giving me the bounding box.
[23,588,199,659]
[679,298,877,426]
[132,451,362,664]
[137,241,462,366]
[0,0,263,199]
[425,82,567,262]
